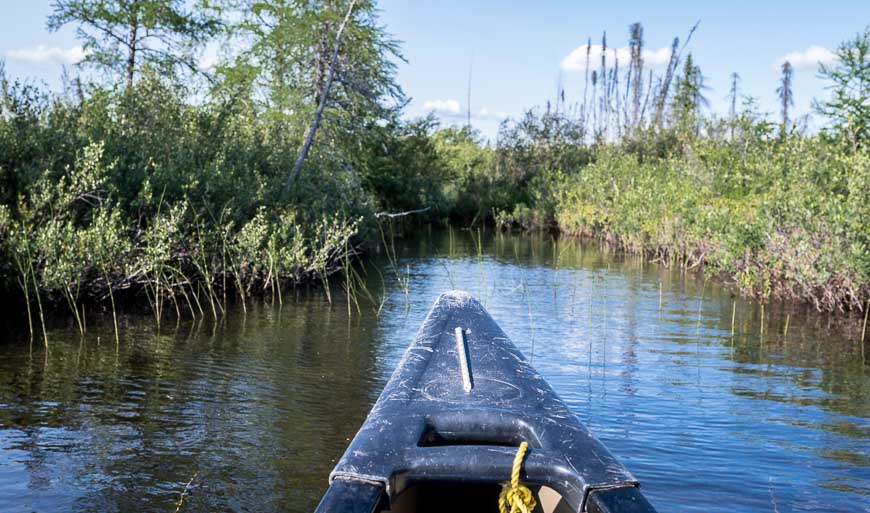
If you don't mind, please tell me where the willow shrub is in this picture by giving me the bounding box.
[549,135,869,311]
[0,75,368,320]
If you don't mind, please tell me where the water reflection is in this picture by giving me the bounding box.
[1,299,384,512]
[0,228,867,512]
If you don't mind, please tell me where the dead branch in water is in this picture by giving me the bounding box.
[174,471,198,513]
[374,207,431,218]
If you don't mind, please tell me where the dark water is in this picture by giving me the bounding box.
[0,228,867,512]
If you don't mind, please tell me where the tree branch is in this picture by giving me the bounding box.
[374,207,431,218]
[284,0,357,195]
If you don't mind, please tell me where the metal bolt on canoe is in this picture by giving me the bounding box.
[314,291,658,513]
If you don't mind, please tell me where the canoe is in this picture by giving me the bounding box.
[314,291,657,513]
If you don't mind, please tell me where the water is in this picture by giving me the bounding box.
[0,228,867,512]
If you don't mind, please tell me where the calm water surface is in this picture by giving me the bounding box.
[0,229,867,512]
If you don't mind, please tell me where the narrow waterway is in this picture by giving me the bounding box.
[0,228,867,512]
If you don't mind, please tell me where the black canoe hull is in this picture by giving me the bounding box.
[315,291,657,513]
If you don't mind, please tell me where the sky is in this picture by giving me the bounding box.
[1,0,868,139]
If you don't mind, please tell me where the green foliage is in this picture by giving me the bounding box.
[419,99,868,312]
[671,53,709,133]
[545,132,869,311]
[0,0,416,327]
[431,108,591,225]
[814,26,870,151]
[48,0,221,85]
[357,117,448,215]
[432,126,494,220]
[0,57,369,318]
[226,0,403,126]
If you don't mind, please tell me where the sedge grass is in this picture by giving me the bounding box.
[861,299,868,362]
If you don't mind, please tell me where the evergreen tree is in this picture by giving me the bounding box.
[672,53,708,133]
[48,0,221,88]
[776,61,794,132]
[813,26,870,150]
[727,72,741,138]
[227,0,404,189]
[728,72,741,120]
[230,1,401,120]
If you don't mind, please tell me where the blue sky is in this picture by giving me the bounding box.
[2,0,868,138]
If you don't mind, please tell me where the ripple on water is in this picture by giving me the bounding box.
[0,230,867,512]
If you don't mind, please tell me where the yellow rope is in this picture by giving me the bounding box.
[499,441,537,513]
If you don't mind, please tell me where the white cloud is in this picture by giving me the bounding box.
[774,46,837,71]
[423,98,462,115]
[197,42,222,71]
[476,108,509,120]
[560,44,673,71]
[4,45,87,64]
[198,53,219,71]
[421,100,508,122]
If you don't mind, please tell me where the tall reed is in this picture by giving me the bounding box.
[861,299,868,361]
[730,300,737,338]
[377,218,409,307]
[102,268,120,345]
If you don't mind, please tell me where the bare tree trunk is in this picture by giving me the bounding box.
[590,71,598,139]
[654,37,680,129]
[285,0,357,194]
[600,32,607,138]
[629,22,644,132]
[126,16,138,89]
[623,65,632,134]
[640,69,655,126]
[313,32,329,103]
[613,49,621,139]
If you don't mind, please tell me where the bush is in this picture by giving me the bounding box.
[0,73,369,324]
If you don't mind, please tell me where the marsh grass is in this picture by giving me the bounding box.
[731,300,737,339]
[373,266,388,317]
[377,218,410,308]
[335,256,387,318]
[697,276,708,330]
[520,273,536,362]
[861,299,868,361]
[471,227,487,305]
[13,247,49,347]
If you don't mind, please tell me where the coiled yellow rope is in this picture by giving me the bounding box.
[499,441,537,513]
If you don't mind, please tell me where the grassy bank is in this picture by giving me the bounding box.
[549,138,869,312]
[429,123,869,313]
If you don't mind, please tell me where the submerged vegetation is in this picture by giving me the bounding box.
[0,0,867,342]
